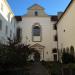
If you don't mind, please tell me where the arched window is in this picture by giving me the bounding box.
[33,25,40,36]
[70,46,74,55]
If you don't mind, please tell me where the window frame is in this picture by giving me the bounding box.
[32,23,42,42]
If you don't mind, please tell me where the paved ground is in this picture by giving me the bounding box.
[30,62,49,75]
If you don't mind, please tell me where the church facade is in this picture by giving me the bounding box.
[17,4,58,61]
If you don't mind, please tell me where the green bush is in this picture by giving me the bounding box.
[62,52,75,64]
[0,39,35,69]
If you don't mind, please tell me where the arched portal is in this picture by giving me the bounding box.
[30,43,45,61]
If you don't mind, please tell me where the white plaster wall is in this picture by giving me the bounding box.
[0,0,16,44]
[18,16,57,61]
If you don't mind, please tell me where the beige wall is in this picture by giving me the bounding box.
[57,1,75,61]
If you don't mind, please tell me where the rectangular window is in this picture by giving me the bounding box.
[53,24,57,30]
[10,30,12,38]
[6,25,8,34]
[8,13,11,22]
[0,20,2,30]
[54,35,58,41]
[16,28,22,42]
[53,54,57,61]
[1,3,3,11]
[52,48,57,53]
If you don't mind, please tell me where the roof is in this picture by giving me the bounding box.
[15,16,22,21]
[28,4,44,10]
[51,16,58,21]
[56,0,73,25]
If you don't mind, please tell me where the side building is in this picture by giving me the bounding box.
[0,0,17,44]
[57,0,75,62]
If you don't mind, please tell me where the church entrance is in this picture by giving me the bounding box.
[30,43,45,61]
[34,51,40,62]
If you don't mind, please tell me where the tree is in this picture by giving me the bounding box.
[0,38,35,68]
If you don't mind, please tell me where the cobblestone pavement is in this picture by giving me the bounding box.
[30,62,49,75]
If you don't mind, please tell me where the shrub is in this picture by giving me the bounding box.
[62,52,75,64]
[0,39,35,69]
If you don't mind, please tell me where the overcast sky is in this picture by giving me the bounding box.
[7,0,71,16]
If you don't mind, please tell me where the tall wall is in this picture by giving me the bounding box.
[0,0,17,44]
[57,0,75,61]
[17,16,57,61]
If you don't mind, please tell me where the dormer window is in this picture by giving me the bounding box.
[35,11,38,16]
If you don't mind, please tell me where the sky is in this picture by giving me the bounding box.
[7,0,71,16]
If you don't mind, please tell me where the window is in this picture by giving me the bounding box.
[70,46,74,55]
[52,48,57,53]
[33,26,40,36]
[63,48,65,53]
[54,35,58,41]
[14,23,15,28]
[7,12,11,22]
[16,28,22,42]
[53,24,57,30]
[6,25,8,34]
[35,11,38,16]
[66,47,69,53]
[53,54,57,61]
[64,29,65,32]
[0,20,2,30]
[10,30,12,38]
[11,19,13,24]
[1,3,3,11]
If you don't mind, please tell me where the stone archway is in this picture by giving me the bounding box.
[30,43,45,61]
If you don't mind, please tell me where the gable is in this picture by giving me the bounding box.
[28,4,44,10]
[31,43,45,49]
